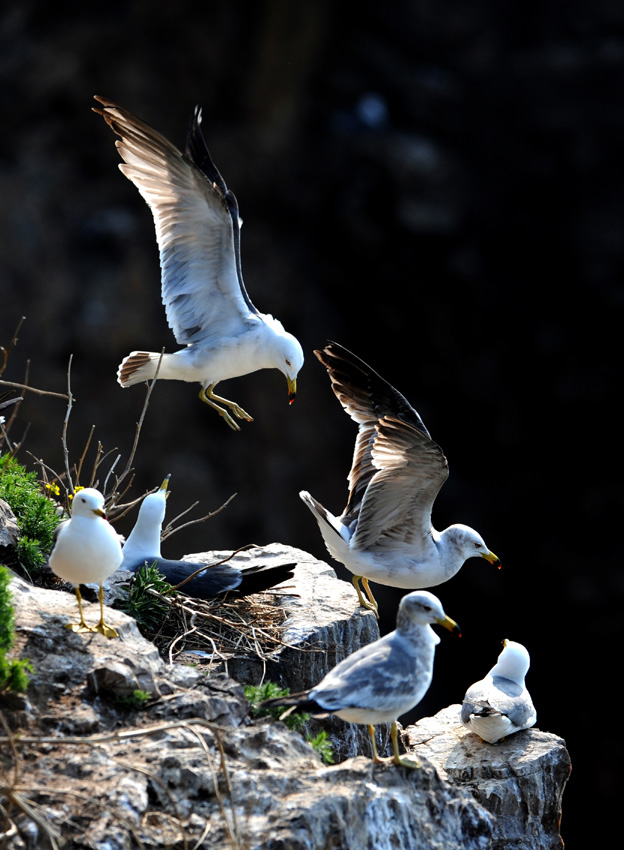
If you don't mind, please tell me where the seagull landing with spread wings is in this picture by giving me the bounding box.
[300,342,500,615]
[93,96,304,430]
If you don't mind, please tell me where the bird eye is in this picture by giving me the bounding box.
[285,359,291,367]
[473,542,481,548]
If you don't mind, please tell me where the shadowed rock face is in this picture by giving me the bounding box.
[1,544,569,849]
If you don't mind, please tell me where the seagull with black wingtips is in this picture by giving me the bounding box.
[93,96,304,430]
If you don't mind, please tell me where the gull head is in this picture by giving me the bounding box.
[491,639,531,682]
[267,325,304,404]
[397,590,460,635]
[71,488,107,519]
[137,474,170,528]
[447,524,500,569]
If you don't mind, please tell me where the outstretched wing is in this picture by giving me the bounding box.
[94,96,258,347]
[314,342,444,546]
[352,415,448,552]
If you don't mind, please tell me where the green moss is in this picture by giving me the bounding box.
[0,454,60,573]
[245,681,309,732]
[0,565,33,694]
[245,681,335,763]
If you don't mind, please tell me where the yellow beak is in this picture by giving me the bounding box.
[287,376,297,404]
[436,614,461,636]
[482,550,501,569]
[160,474,171,499]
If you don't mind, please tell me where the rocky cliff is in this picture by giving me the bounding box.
[0,543,570,849]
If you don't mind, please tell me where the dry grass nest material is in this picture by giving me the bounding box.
[143,585,300,667]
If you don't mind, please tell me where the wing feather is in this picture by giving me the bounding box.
[93,96,256,346]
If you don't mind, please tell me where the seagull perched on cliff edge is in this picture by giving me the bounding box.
[260,590,460,768]
[121,475,296,598]
[48,488,123,639]
[93,96,304,430]
[300,342,500,616]
[461,639,536,743]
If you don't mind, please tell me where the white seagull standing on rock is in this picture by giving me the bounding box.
[259,590,460,768]
[48,488,123,639]
[94,96,304,430]
[300,342,500,616]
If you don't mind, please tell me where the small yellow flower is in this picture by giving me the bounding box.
[68,486,85,501]
[45,482,61,497]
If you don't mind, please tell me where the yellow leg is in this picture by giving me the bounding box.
[368,725,384,763]
[64,587,95,633]
[198,385,253,431]
[351,576,379,618]
[92,585,119,640]
[361,577,379,618]
[391,722,421,769]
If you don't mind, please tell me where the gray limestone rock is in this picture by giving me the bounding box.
[0,498,19,548]
[404,705,571,849]
[0,550,569,850]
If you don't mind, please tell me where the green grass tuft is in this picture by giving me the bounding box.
[117,561,174,632]
[0,565,33,694]
[0,454,60,573]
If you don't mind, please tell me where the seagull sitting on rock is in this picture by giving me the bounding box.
[260,590,460,768]
[121,475,296,598]
[48,488,123,639]
[461,639,537,743]
[300,342,500,616]
[93,96,304,430]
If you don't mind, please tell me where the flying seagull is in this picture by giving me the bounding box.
[93,96,304,430]
[260,590,459,767]
[48,488,123,639]
[461,639,536,743]
[300,342,500,615]
[121,475,296,598]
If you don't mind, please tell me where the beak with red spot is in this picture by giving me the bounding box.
[482,550,501,570]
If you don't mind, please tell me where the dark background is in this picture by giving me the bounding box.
[1,2,621,844]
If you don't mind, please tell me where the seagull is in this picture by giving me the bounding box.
[121,475,296,598]
[48,488,123,638]
[93,96,304,430]
[461,639,537,743]
[259,590,460,767]
[300,342,500,615]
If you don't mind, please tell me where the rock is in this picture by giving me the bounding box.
[0,498,19,548]
[0,552,570,850]
[146,543,383,761]
[404,705,571,850]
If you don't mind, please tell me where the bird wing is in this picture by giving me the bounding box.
[93,96,258,347]
[350,415,449,553]
[312,636,419,713]
[462,677,536,730]
[314,342,432,528]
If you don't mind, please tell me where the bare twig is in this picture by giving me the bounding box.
[161,492,237,541]
[0,380,68,400]
[112,350,164,501]
[61,355,74,494]
[0,317,25,377]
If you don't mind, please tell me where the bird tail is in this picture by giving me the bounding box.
[259,692,327,716]
[236,562,296,597]
[464,699,502,717]
[299,490,350,557]
[118,351,167,387]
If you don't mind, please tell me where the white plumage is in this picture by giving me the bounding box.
[49,488,123,638]
[261,590,459,767]
[94,96,304,430]
[461,639,537,743]
[301,342,500,615]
